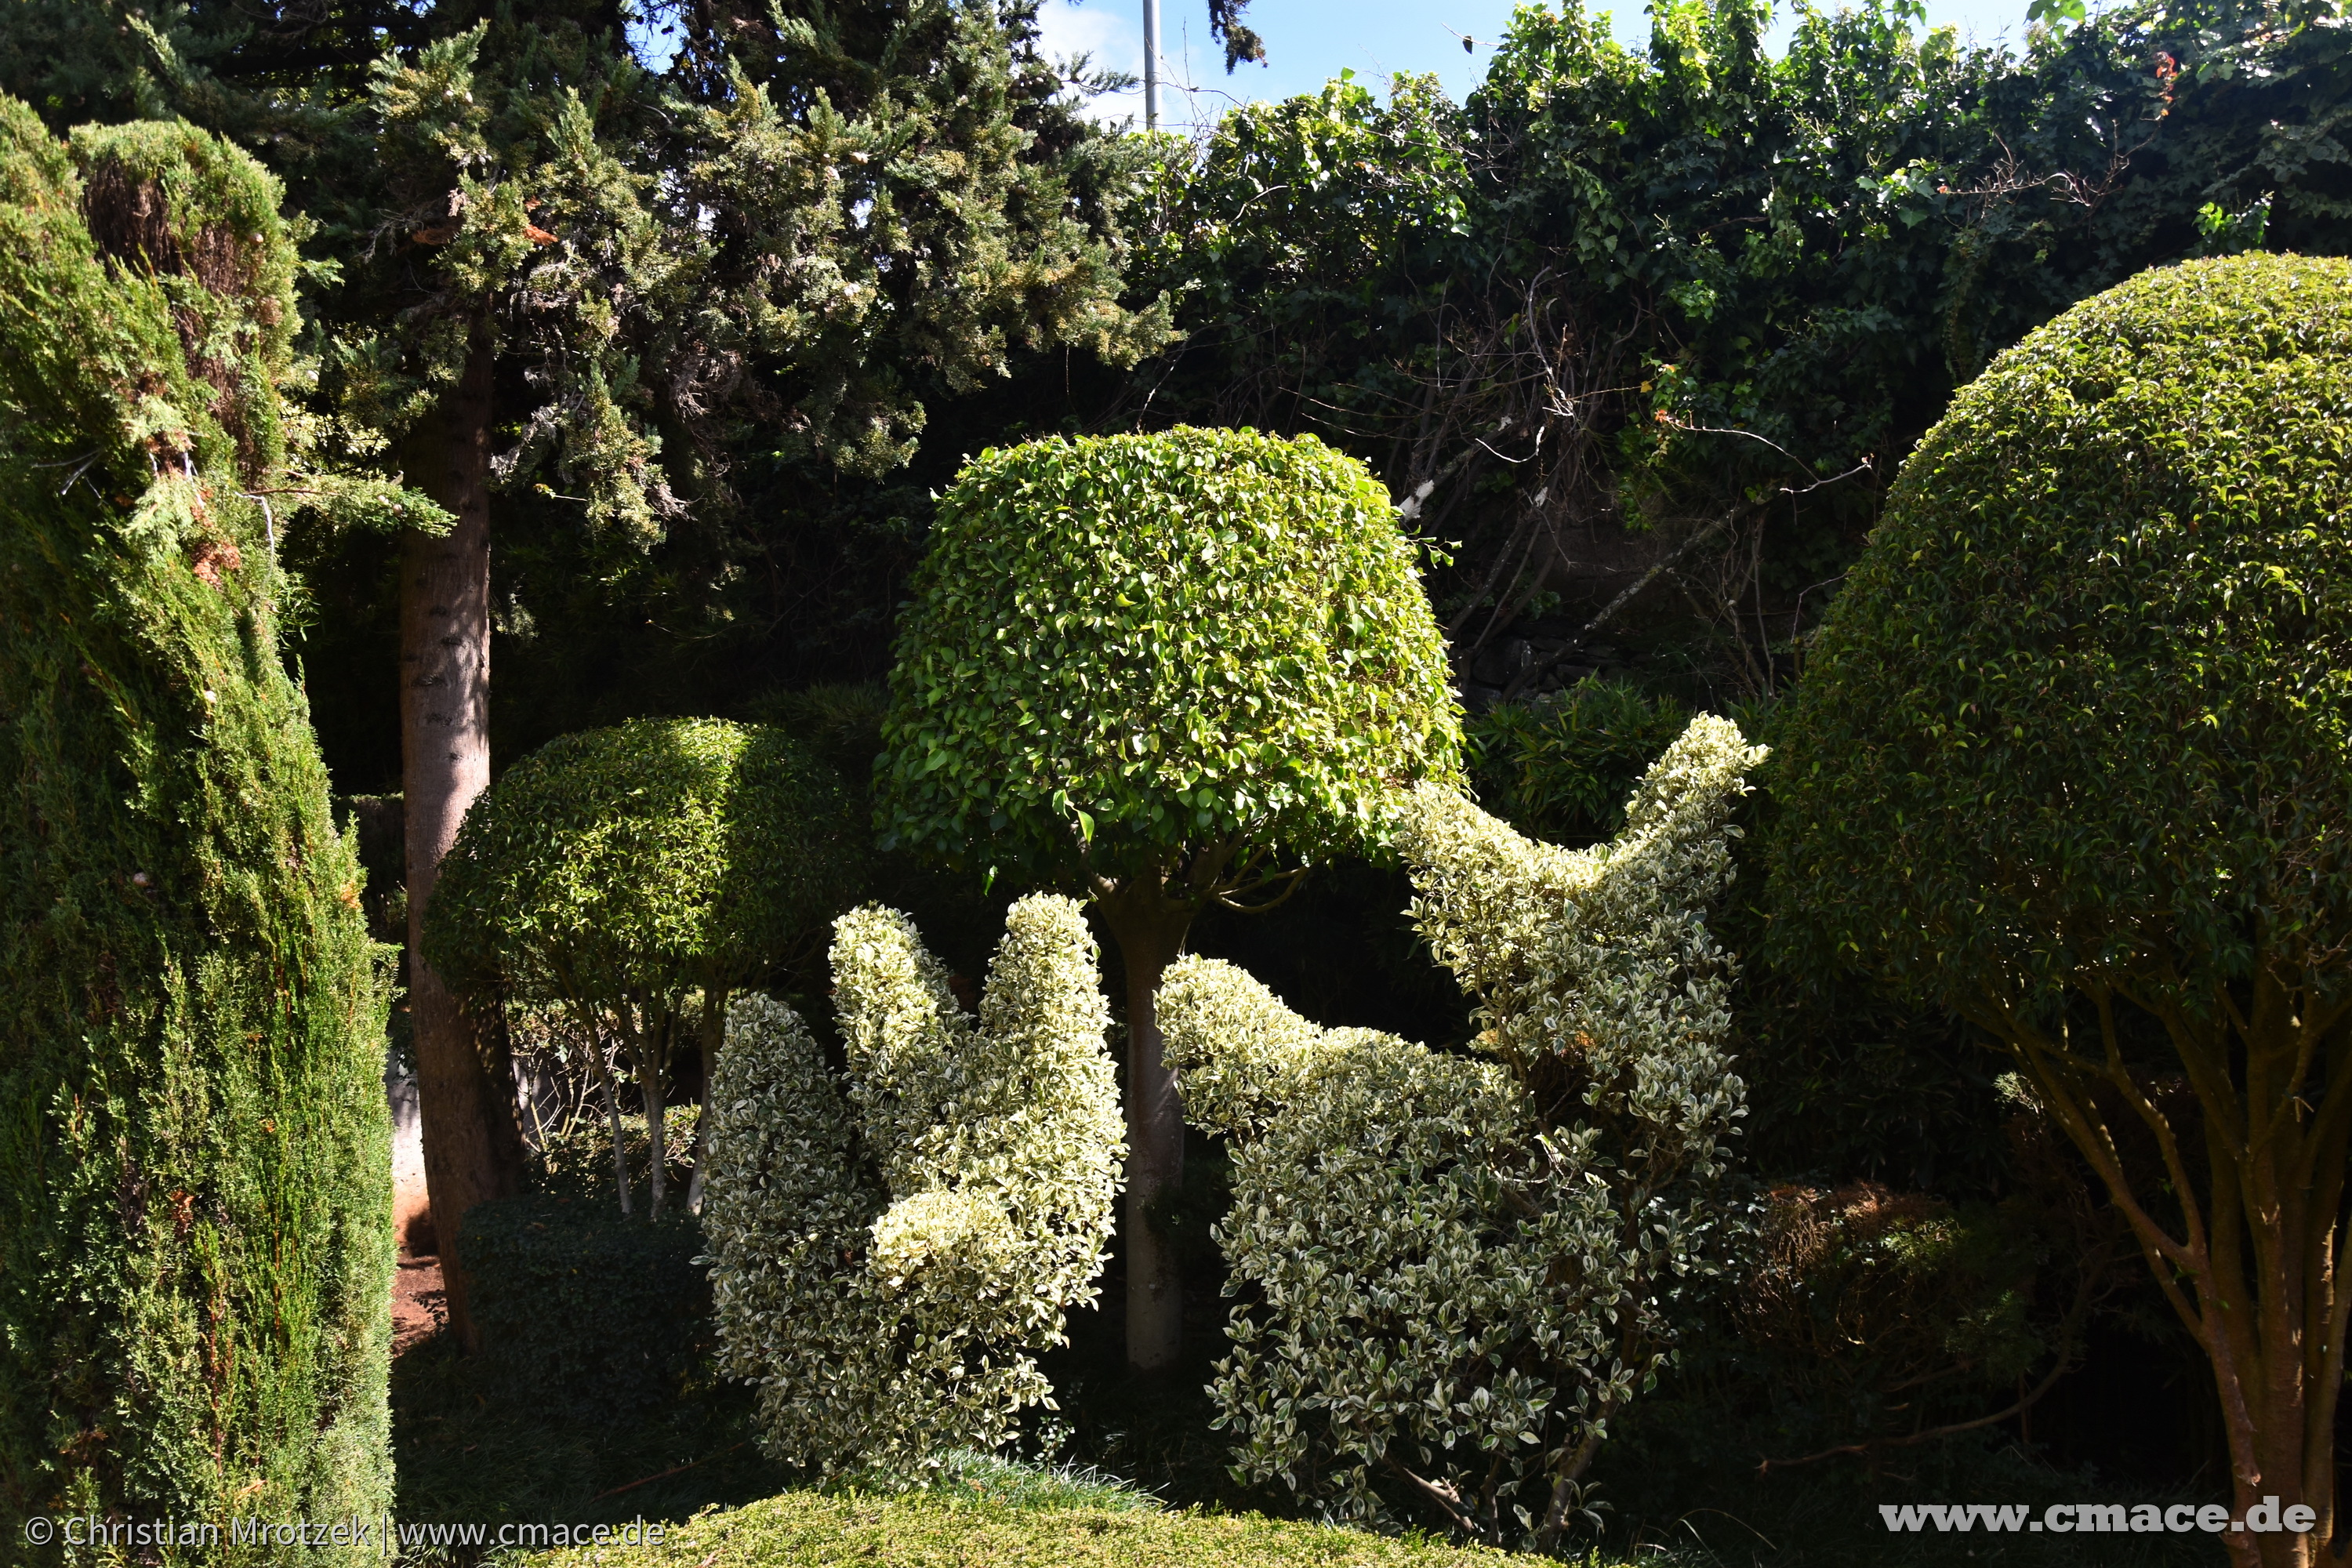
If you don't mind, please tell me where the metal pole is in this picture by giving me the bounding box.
[1142,0,1160,129]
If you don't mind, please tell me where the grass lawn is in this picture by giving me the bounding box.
[524,1486,1552,1568]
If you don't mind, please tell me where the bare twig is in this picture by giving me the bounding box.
[1497,507,1744,702]
[584,1443,746,1504]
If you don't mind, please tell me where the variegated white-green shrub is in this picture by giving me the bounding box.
[1160,713,1764,1548]
[702,893,1124,1480]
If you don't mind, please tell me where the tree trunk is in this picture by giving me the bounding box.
[1097,883,1196,1374]
[401,330,524,1352]
[644,1007,670,1220]
[1991,972,2352,1568]
[684,985,728,1215]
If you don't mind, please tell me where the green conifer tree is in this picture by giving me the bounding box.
[0,101,394,1561]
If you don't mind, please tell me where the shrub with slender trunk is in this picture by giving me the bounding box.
[1772,252,2352,1568]
[877,427,1462,1372]
[425,717,866,1221]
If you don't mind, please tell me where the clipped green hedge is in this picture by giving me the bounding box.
[0,103,393,1559]
[456,1194,710,1421]
[529,1490,1550,1567]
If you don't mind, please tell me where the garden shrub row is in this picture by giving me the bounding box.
[456,1196,710,1422]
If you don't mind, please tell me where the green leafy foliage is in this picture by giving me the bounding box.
[1131,0,2352,691]
[320,16,688,542]
[1467,680,1696,845]
[1769,251,2352,1009]
[1766,250,2352,1528]
[1160,717,1764,1547]
[669,0,1170,482]
[426,718,864,1005]
[0,98,393,1558]
[877,427,1464,884]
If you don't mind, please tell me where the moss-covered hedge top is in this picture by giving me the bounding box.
[1770,252,2352,1007]
[0,105,298,496]
[877,426,1463,881]
[425,717,866,1001]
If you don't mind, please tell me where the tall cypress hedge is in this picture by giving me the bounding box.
[0,99,394,1559]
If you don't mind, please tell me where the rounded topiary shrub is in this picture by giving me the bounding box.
[1774,251,2352,999]
[1769,252,2352,1542]
[877,426,1462,882]
[428,717,865,1001]
[426,717,866,1217]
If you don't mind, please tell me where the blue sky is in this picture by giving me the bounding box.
[1036,0,2045,126]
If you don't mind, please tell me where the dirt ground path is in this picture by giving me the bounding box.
[393,1254,446,1356]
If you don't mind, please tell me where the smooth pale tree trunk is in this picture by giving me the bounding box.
[1096,884,1196,1374]
[401,332,526,1351]
[684,985,729,1215]
[644,1007,670,1219]
[604,1064,633,1218]
[612,1004,677,1219]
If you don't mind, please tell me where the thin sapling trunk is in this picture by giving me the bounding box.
[685,985,729,1215]
[1096,881,1199,1375]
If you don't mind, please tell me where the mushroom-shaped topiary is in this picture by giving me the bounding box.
[1770,252,2352,1563]
[426,718,866,1217]
[877,426,1462,1370]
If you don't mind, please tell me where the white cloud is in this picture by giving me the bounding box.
[1035,0,1255,129]
[1036,0,1146,125]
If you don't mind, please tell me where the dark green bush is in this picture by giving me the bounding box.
[0,103,393,1558]
[457,1194,712,1421]
[1769,251,2352,1540]
[1467,679,1694,845]
[427,720,865,1008]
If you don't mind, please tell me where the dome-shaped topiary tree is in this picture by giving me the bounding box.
[877,426,1463,1371]
[0,103,397,1556]
[1771,252,2352,1564]
[426,718,866,1219]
